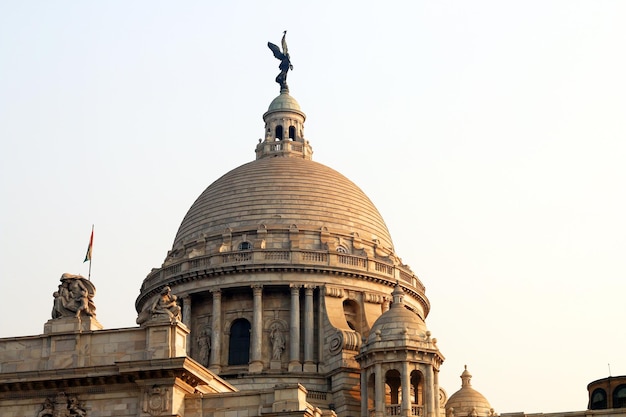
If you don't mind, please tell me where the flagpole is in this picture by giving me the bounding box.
[84,224,94,281]
[88,224,93,281]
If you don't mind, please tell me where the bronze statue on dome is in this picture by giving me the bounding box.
[268,31,293,91]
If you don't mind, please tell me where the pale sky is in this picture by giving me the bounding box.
[1,1,625,413]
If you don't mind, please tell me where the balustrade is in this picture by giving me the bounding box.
[376,404,422,416]
[142,248,425,295]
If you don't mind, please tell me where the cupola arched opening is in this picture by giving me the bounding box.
[288,126,296,140]
[590,388,607,409]
[275,125,284,140]
[228,318,251,365]
[613,385,626,408]
[411,370,424,409]
[385,369,402,410]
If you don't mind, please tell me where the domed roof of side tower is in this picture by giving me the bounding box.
[366,285,428,346]
[446,366,495,417]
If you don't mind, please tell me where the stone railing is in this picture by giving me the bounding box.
[306,390,327,401]
[256,139,311,160]
[369,404,423,417]
[143,249,425,293]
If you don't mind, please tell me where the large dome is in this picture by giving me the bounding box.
[172,156,394,251]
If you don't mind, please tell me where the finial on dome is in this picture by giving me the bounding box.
[391,284,405,307]
[461,365,473,387]
[268,31,293,92]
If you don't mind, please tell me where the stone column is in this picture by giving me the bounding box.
[375,362,384,417]
[433,367,440,412]
[401,361,411,417]
[209,289,221,373]
[249,285,263,373]
[181,295,192,354]
[303,285,316,372]
[424,365,435,417]
[361,369,369,417]
[288,284,301,372]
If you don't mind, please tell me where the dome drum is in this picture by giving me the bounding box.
[136,248,428,317]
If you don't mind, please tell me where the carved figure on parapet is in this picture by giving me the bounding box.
[51,273,96,319]
[137,286,182,324]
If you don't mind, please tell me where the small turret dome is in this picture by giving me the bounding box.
[446,366,495,417]
[366,286,428,346]
[266,91,302,113]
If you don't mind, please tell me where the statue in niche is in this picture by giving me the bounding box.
[137,286,181,324]
[197,328,211,367]
[51,273,96,319]
[268,31,293,91]
[270,323,286,360]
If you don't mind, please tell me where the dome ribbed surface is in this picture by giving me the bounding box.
[173,156,393,249]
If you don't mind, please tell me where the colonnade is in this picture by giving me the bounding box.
[181,284,317,374]
[362,364,440,417]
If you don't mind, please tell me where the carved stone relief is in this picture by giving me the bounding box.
[36,393,86,417]
[142,386,170,416]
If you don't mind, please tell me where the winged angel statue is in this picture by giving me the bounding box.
[268,31,293,91]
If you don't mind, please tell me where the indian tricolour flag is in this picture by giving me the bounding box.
[84,226,94,263]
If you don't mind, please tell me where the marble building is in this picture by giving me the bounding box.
[0,42,624,417]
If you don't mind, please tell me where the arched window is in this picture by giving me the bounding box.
[238,242,252,251]
[275,125,284,140]
[590,388,607,409]
[288,126,296,140]
[613,385,626,408]
[228,319,251,365]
